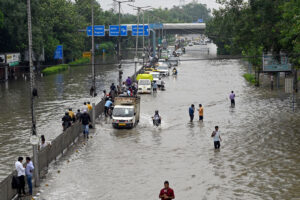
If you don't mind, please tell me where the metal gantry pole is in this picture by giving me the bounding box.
[142,11,145,52]
[148,15,150,50]
[91,0,96,97]
[118,1,122,87]
[142,11,145,66]
[27,0,39,187]
[134,8,140,78]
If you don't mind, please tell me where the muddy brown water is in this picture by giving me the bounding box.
[28,45,300,200]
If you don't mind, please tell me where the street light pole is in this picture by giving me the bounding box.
[115,0,135,87]
[27,0,39,187]
[91,0,96,97]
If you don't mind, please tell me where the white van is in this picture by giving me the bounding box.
[138,79,152,94]
[150,72,160,82]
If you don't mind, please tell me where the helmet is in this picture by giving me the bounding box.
[155,110,159,115]
[65,112,69,115]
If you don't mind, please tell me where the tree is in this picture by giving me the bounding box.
[279,0,300,67]
[0,11,3,28]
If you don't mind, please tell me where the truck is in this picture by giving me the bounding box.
[112,96,140,129]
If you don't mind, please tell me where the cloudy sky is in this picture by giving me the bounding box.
[97,0,220,14]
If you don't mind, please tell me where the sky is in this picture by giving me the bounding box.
[98,0,220,14]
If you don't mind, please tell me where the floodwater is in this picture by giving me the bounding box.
[34,45,300,200]
[0,54,141,180]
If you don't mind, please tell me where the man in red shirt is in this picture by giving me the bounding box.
[159,181,175,200]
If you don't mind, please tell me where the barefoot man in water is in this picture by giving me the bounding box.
[159,181,175,200]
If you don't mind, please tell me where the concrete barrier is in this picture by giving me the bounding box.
[0,99,104,200]
[0,65,145,200]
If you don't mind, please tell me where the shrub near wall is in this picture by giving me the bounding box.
[42,64,69,75]
[69,57,90,66]
[243,73,257,84]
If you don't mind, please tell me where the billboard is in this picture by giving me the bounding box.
[263,54,292,72]
[6,53,20,66]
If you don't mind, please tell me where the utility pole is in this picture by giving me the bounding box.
[27,0,39,187]
[91,0,96,97]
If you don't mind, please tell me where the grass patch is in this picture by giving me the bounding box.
[243,73,257,84]
[42,64,69,76]
[69,57,90,66]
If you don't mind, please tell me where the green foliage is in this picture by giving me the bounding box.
[279,0,300,67]
[0,0,211,63]
[206,0,299,68]
[69,57,90,66]
[42,64,68,75]
[97,41,115,54]
[144,2,211,23]
[243,73,256,84]
[0,10,3,28]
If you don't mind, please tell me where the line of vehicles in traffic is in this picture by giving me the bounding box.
[111,46,184,129]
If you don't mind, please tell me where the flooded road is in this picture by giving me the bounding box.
[37,45,300,200]
[0,54,141,180]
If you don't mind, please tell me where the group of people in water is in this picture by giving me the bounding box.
[186,91,236,149]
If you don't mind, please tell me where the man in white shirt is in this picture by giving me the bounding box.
[15,157,26,196]
[211,126,222,149]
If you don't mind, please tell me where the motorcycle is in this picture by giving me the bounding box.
[152,116,161,127]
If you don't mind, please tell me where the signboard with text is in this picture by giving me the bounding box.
[263,54,292,72]
[54,45,63,60]
[132,25,149,36]
[109,25,128,36]
[6,53,20,66]
[86,25,105,36]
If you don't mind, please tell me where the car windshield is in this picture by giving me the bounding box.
[113,107,134,117]
[158,66,168,70]
[139,79,151,85]
[151,74,160,78]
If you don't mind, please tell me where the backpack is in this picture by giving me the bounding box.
[12,175,20,189]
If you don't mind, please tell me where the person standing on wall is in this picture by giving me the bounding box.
[15,157,26,197]
[80,109,91,138]
[25,157,34,196]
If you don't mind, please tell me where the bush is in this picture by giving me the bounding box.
[97,41,115,54]
[69,57,90,66]
[243,73,257,84]
[42,64,69,76]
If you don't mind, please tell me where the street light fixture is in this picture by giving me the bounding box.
[128,4,151,78]
[113,0,135,87]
